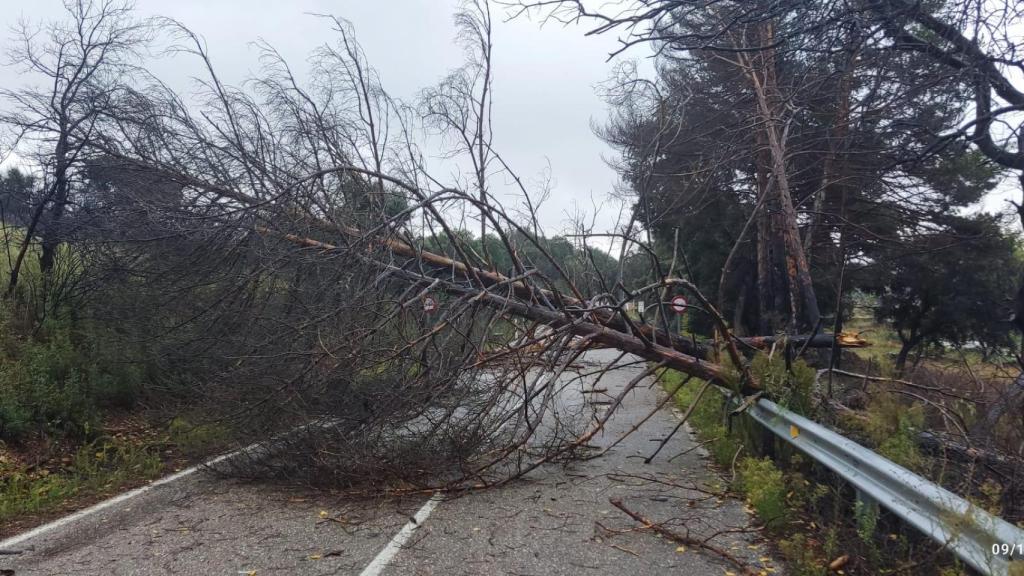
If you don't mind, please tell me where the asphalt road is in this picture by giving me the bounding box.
[2,350,782,575]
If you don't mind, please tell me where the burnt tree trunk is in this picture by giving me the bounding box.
[755,129,778,334]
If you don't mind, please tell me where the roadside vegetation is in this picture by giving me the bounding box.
[0,219,232,534]
[0,177,613,534]
[660,307,1021,575]
[0,308,222,537]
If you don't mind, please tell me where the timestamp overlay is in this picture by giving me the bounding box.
[992,542,1023,558]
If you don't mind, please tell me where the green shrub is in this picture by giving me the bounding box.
[0,390,31,439]
[0,325,98,439]
[778,533,828,576]
[750,353,817,416]
[854,498,879,543]
[737,456,790,529]
[0,302,147,442]
[977,479,1003,515]
[861,391,927,471]
[785,464,829,511]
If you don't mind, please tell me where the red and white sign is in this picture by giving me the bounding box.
[670,295,688,314]
[423,295,438,313]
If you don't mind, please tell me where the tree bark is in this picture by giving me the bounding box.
[259,222,865,394]
[895,335,920,376]
[6,124,71,298]
[743,21,821,331]
[755,132,777,334]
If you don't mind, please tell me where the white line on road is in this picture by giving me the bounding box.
[0,418,343,551]
[0,450,237,551]
[358,493,443,576]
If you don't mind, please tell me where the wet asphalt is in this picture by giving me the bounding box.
[3,349,782,575]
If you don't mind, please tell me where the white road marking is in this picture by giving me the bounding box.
[0,418,344,551]
[0,449,236,551]
[358,493,443,576]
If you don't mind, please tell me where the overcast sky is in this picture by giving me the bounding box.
[2,1,1018,241]
[0,0,648,241]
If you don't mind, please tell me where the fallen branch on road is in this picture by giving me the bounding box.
[608,498,758,575]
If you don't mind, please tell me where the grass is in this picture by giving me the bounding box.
[0,437,163,526]
[0,411,237,536]
[845,304,1018,377]
[167,417,231,458]
[661,369,743,467]
[844,312,904,367]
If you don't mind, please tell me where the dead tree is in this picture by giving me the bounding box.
[1,0,151,306]
[420,0,497,266]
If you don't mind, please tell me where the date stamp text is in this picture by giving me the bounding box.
[992,543,1024,557]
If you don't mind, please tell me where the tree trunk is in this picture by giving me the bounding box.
[6,181,61,298]
[7,128,70,300]
[895,337,919,376]
[755,131,776,334]
[40,128,70,275]
[732,286,747,336]
[744,21,821,331]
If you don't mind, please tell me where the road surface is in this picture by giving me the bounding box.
[1,350,782,575]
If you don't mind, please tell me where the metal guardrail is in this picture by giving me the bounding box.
[740,397,1024,576]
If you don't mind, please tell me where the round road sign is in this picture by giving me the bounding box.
[670,295,688,314]
[423,295,438,313]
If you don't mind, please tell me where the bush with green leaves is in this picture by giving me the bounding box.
[778,533,828,576]
[750,353,817,416]
[737,456,790,528]
[859,391,927,472]
[0,305,145,441]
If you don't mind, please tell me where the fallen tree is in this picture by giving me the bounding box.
[12,0,1017,507]
[256,221,871,394]
[70,0,884,492]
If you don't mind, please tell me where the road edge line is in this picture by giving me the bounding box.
[0,445,240,550]
[0,417,354,551]
[358,493,442,576]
